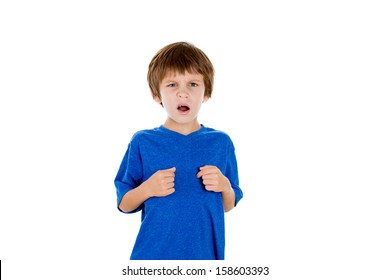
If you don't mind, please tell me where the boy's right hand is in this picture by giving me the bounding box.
[146,167,176,197]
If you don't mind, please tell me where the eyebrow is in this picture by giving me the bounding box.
[162,78,203,83]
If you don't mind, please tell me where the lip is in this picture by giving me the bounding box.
[177,103,191,115]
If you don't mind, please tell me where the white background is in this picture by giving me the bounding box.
[1,1,389,279]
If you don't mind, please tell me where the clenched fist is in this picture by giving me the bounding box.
[147,167,176,197]
[196,165,230,193]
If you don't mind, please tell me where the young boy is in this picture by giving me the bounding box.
[114,42,243,260]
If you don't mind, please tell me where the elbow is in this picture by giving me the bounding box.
[118,204,129,213]
[118,201,134,213]
[224,204,234,213]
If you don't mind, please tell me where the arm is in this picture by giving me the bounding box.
[197,165,236,212]
[221,180,236,212]
[118,181,152,213]
[119,167,176,213]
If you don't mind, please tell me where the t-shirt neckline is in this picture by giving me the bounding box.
[159,124,205,137]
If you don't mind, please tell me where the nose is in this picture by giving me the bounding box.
[177,86,189,98]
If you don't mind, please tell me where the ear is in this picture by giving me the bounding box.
[153,95,162,104]
[203,95,210,103]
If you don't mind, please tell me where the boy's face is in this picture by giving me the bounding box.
[155,70,208,127]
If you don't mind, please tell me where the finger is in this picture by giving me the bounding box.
[162,167,176,176]
[162,173,175,180]
[157,187,175,197]
[201,173,218,180]
[199,165,214,170]
[197,170,211,178]
[197,169,217,178]
[202,179,217,186]
[199,165,215,173]
[197,166,216,178]
[161,176,175,183]
[166,187,175,195]
[204,185,217,192]
[162,167,176,172]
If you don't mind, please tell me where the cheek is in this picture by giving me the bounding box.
[194,99,204,109]
[160,95,176,110]
[159,90,170,101]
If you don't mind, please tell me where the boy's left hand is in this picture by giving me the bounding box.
[197,165,230,193]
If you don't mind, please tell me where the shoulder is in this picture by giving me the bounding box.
[200,125,234,144]
[128,127,163,144]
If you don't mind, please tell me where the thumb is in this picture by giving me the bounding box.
[166,167,176,172]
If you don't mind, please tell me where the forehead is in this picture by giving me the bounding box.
[162,70,204,81]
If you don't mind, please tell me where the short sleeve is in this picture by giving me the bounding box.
[225,138,243,206]
[114,136,143,213]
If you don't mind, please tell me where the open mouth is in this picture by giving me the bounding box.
[177,105,190,112]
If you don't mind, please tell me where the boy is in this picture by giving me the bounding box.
[114,42,243,260]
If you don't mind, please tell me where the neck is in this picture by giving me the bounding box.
[163,119,201,135]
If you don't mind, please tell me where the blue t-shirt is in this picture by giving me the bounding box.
[114,125,243,260]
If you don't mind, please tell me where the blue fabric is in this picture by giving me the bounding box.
[114,125,243,260]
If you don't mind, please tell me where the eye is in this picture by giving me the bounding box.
[189,82,198,87]
[167,83,176,87]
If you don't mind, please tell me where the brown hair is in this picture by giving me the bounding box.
[147,42,215,100]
